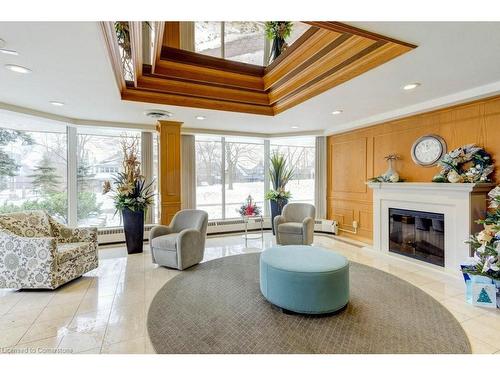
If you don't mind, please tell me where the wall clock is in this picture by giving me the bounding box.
[411,134,447,167]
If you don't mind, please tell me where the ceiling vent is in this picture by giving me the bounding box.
[144,109,172,119]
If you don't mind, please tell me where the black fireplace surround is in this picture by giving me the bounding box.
[389,208,445,267]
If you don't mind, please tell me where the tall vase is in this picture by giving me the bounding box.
[270,198,288,235]
[122,208,144,254]
[383,158,399,182]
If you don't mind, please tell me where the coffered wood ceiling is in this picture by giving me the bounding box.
[102,21,416,116]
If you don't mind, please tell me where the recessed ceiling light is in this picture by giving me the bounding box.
[331,110,343,115]
[4,64,31,74]
[196,116,206,120]
[291,126,300,129]
[403,82,421,91]
[50,101,65,107]
[0,48,19,56]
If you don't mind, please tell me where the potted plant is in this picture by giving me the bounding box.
[265,152,294,234]
[103,137,155,254]
[265,21,293,64]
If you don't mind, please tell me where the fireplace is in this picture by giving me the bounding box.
[389,208,445,267]
[367,182,493,271]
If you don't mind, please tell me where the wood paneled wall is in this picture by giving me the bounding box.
[327,95,500,243]
[157,120,182,225]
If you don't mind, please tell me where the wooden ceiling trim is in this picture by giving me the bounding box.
[161,46,265,76]
[153,60,265,90]
[122,87,274,116]
[99,22,127,92]
[278,40,386,101]
[273,42,411,114]
[305,21,417,49]
[263,29,346,90]
[102,21,417,116]
[268,36,377,104]
[265,26,321,72]
[137,75,270,105]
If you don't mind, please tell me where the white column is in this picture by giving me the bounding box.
[314,136,327,219]
[181,134,196,209]
[264,139,270,217]
[221,137,226,219]
[141,132,154,224]
[67,126,78,227]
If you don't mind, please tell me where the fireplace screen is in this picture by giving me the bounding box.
[389,208,445,267]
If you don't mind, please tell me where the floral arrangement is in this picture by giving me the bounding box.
[463,185,500,279]
[368,154,403,183]
[432,144,494,183]
[238,195,261,217]
[264,21,293,41]
[102,136,155,212]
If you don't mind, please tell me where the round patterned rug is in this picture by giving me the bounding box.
[147,252,471,354]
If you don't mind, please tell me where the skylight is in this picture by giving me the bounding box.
[192,21,310,66]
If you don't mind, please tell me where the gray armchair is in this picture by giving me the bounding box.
[274,203,315,245]
[149,209,208,270]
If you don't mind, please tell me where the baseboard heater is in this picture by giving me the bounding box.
[97,219,337,245]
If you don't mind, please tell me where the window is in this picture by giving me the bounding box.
[76,127,142,227]
[270,137,315,205]
[0,110,68,222]
[224,137,264,218]
[194,21,222,58]
[0,110,157,228]
[224,22,266,66]
[193,22,311,66]
[195,135,315,220]
[195,135,265,220]
[195,135,223,219]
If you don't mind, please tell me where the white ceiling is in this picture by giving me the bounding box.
[1,21,500,134]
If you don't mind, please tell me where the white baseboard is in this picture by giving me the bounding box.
[96,219,336,244]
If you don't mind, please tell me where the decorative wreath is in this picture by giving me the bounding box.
[432,144,494,183]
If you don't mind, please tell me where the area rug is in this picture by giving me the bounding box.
[147,253,471,354]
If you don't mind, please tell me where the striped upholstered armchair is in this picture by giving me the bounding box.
[0,211,98,289]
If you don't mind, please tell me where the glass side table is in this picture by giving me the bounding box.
[242,214,264,247]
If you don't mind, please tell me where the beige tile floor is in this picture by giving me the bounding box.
[1,233,500,354]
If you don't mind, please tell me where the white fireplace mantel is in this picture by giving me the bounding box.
[367,182,494,271]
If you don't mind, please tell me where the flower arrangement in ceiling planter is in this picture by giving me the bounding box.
[462,185,500,306]
[432,144,494,183]
[265,151,294,234]
[103,136,155,254]
[265,21,293,64]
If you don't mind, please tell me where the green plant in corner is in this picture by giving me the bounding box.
[265,151,294,202]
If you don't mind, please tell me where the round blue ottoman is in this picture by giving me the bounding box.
[259,245,349,314]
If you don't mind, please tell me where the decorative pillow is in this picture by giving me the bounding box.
[0,211,52,238]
